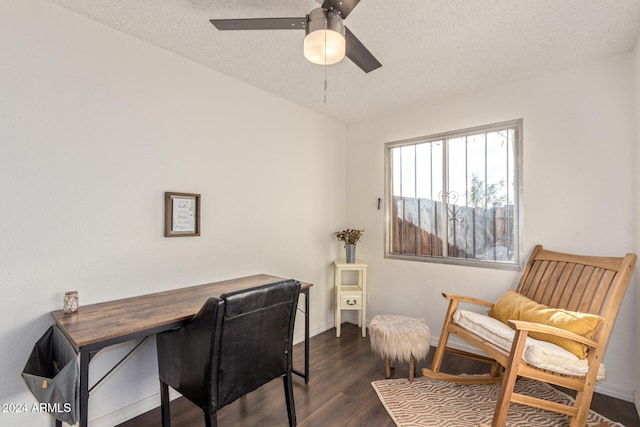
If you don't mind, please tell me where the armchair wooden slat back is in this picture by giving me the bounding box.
[516,246,632,317]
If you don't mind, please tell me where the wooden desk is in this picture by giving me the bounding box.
[51,274,312,427]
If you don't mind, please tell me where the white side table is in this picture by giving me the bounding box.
[334,259,368,338]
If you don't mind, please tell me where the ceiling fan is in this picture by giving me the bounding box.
[210,0,382,73]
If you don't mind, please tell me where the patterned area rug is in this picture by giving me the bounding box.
[371,377,624,427]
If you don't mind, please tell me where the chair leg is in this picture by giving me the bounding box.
[430,333,448,373]
[384,356,391,379]
[283,373,297,426]
[409,355,416,382]
[491,329,528,427]
[571,389,594,427]
[491,372,517,426]
[430,298,459,374]
[205,411,218,427]
[160,380,171,427]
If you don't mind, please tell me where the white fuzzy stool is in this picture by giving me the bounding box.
[369,315,430,382]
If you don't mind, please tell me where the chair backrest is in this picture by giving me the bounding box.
[215,279,301,408]
[515,245,636,344]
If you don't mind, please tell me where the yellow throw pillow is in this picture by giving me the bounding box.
[488,290,603,359]
[488,290,535,324]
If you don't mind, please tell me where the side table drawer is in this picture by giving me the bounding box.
[340,294,362,308]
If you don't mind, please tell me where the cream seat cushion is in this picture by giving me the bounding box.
[487,290,603,359]
[453,309,605,379]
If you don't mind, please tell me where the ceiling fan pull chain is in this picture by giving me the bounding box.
[324,76,328,105]
[324,17,328,105]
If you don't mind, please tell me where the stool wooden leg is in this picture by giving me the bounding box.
[409,355,416,382]
[384,356,391,379]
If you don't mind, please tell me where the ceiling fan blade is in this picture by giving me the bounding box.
[322,0,361,19]
[344,27,381,73]
[210,17,307,31]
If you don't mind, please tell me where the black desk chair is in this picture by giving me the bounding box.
[156,280,301,427]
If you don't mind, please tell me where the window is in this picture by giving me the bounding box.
[385,120,523,269]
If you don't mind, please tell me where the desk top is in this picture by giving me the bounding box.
[51,274,311,351]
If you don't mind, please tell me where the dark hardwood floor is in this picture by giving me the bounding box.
[119,323,640,426]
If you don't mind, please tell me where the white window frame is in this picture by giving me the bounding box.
[384,119,524,270]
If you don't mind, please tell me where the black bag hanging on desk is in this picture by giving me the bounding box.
[22,325,79,425]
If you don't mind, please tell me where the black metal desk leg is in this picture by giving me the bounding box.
[79,348,91,427]
[304,289,310,384]
[292,288,310,383]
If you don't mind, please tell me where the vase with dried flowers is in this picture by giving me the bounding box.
[334,228,364,263]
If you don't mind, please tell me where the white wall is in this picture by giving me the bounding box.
[634,33,640,415]
[347,54,637,400]
[0,1,346,425]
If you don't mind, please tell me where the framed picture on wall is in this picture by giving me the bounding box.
[164,192,201,237]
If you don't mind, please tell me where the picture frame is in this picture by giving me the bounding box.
[164,192,201,237]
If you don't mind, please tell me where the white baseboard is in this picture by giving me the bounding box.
[88,393,156,427]
[594,383,634,402]
[303,320,334,342]
[634,390,640,418]
[87,389,181,427]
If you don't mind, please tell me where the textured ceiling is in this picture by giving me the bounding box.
[45,0,640,124]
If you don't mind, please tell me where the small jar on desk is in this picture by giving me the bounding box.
[63,291,79,314]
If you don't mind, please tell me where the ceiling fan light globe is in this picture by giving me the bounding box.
[303,29,346,65]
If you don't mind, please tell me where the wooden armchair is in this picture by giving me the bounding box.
[422,245,636,427]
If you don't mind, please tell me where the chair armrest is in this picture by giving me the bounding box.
[442,293,494,308]
[509,320,599,349]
